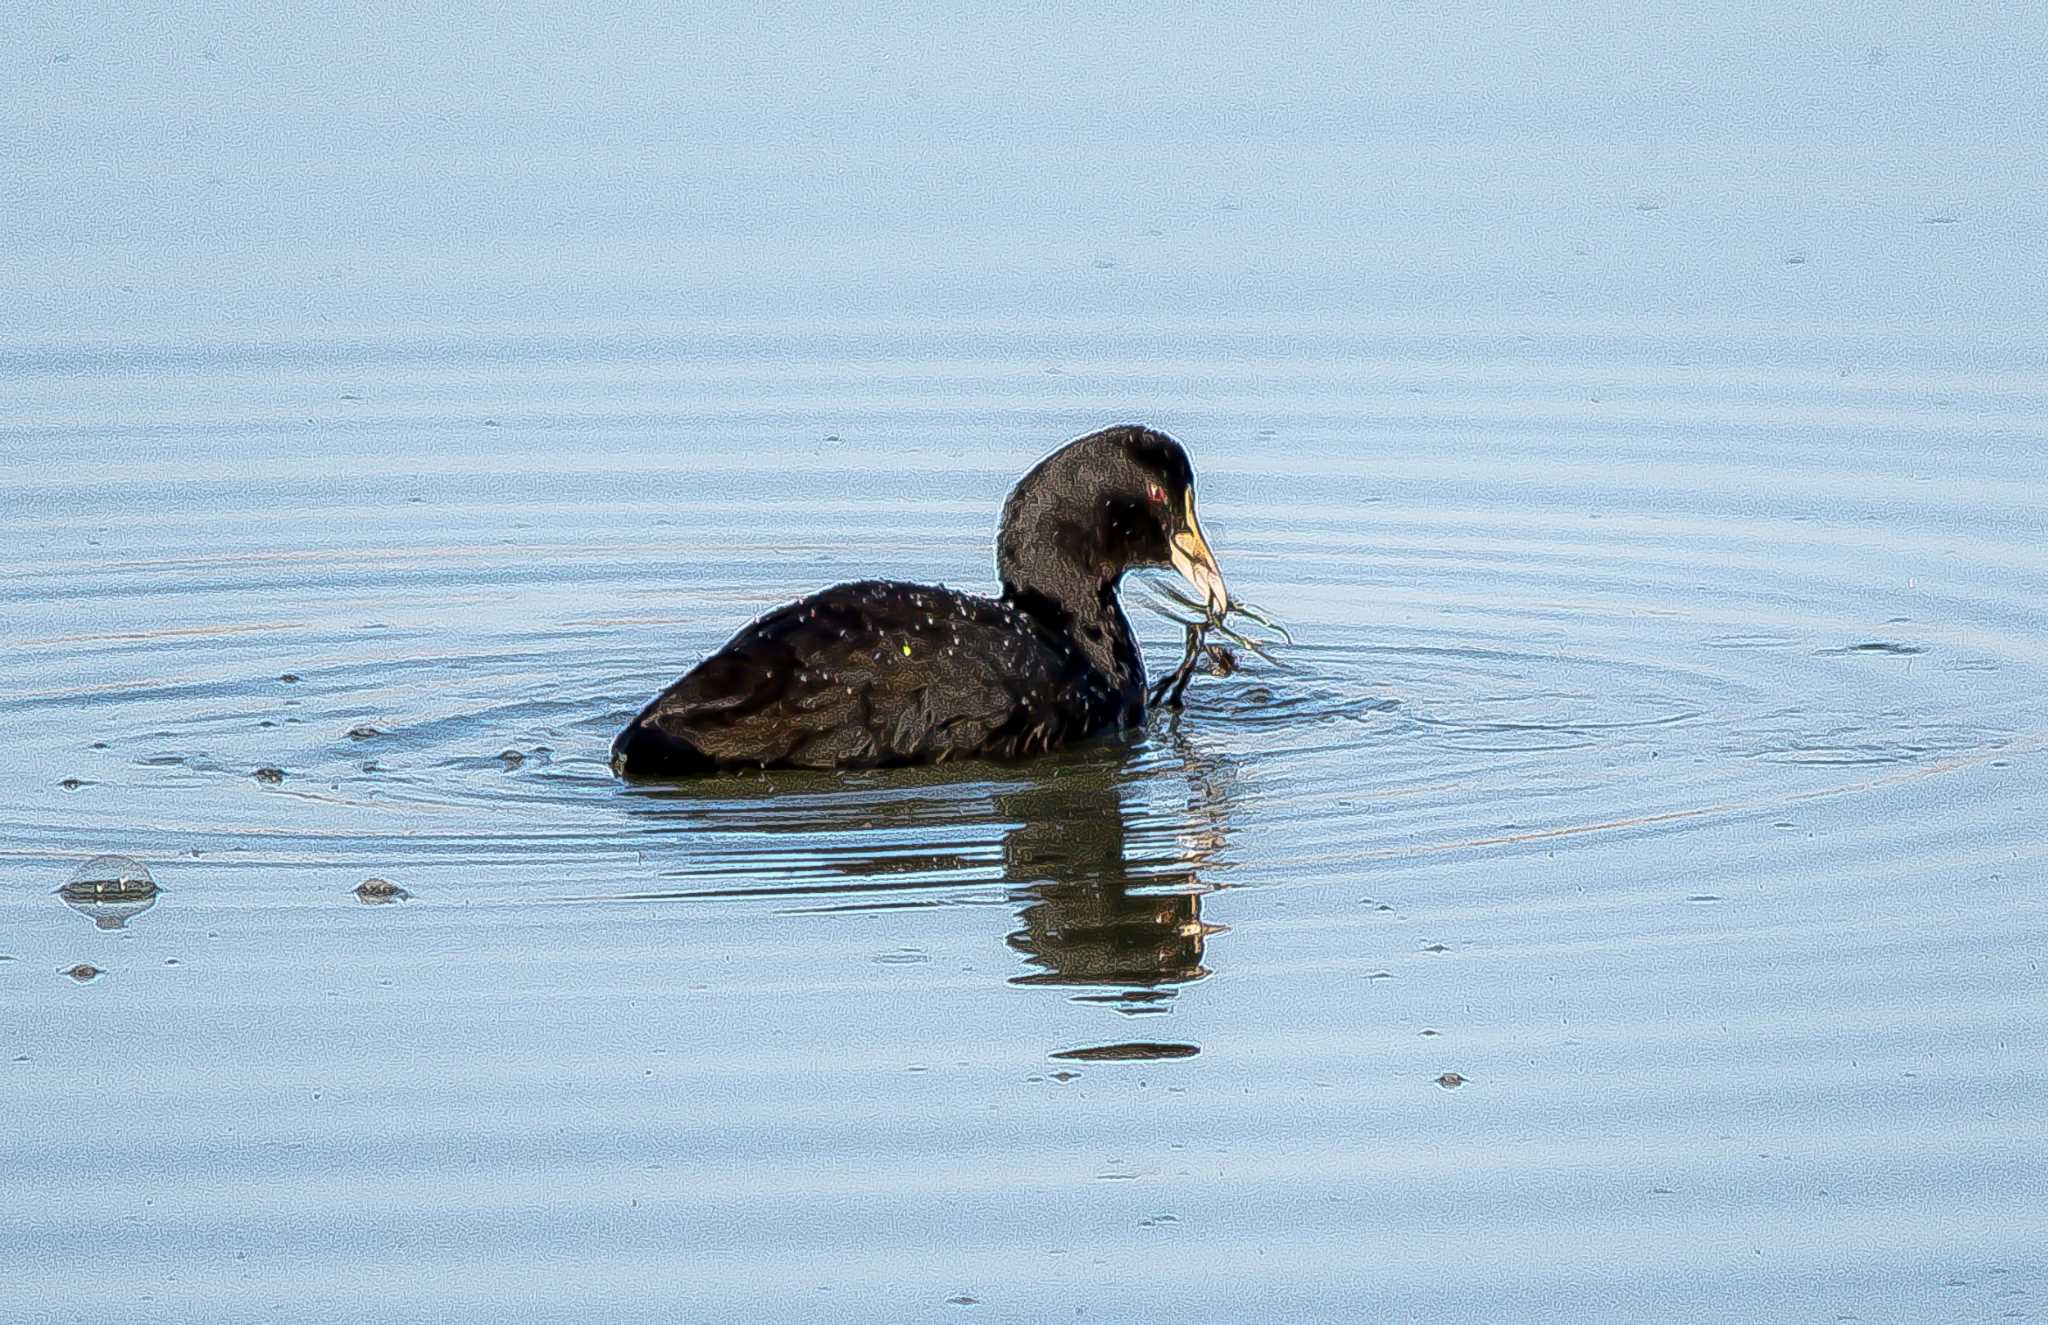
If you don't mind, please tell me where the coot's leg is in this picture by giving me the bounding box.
[1150,622,1205,710]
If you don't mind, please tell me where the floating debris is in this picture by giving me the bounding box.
[1436,1072,1467,1089]
[1050,1042,1200,1062]
[278,673,301,684]
[60,854,157,902]
[252,767,286,784]
[354,877,411,904]
[64,964,102,983]
[1821,641,1926,657]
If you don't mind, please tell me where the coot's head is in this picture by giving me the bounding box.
[998,425,1228,616]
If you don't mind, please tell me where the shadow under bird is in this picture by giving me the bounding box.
[611,424,1230,776]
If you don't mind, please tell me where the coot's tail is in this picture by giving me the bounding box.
[610,719,720,779]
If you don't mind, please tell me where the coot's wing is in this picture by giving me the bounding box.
[618,582,1092,771]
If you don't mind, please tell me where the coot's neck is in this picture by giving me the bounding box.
[1001,576,1143,690]
[997,530,1143,693]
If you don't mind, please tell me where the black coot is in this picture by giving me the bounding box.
[611,424,1229,776]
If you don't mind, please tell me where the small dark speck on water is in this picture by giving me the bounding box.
[1686,894,1723,904]
[1422,943,1450,953]
[498,749,525,768]
[946,1296,979,1307]
[1825,641,1926,656]
[58,778,83,790]
[1436,1072,1467,1089]
[355,878,410,903]
[278,673,300,683]
[252,767,285,784]
[347,726,382,740]
[90,741,108,749]
[65,964,102,983]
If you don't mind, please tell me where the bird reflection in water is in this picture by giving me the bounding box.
[618,737,1234,1003]
[997,749,1230,1010]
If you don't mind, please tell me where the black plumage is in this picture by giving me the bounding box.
[611,425,1230,777]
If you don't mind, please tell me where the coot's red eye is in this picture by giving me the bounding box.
[1146,481,1167,505]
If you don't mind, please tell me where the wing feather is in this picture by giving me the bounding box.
[623,581,1110,770]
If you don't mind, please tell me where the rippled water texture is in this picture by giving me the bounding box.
[7,7,2048,1322]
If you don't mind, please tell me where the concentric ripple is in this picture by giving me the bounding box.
[2,355,2034,895]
